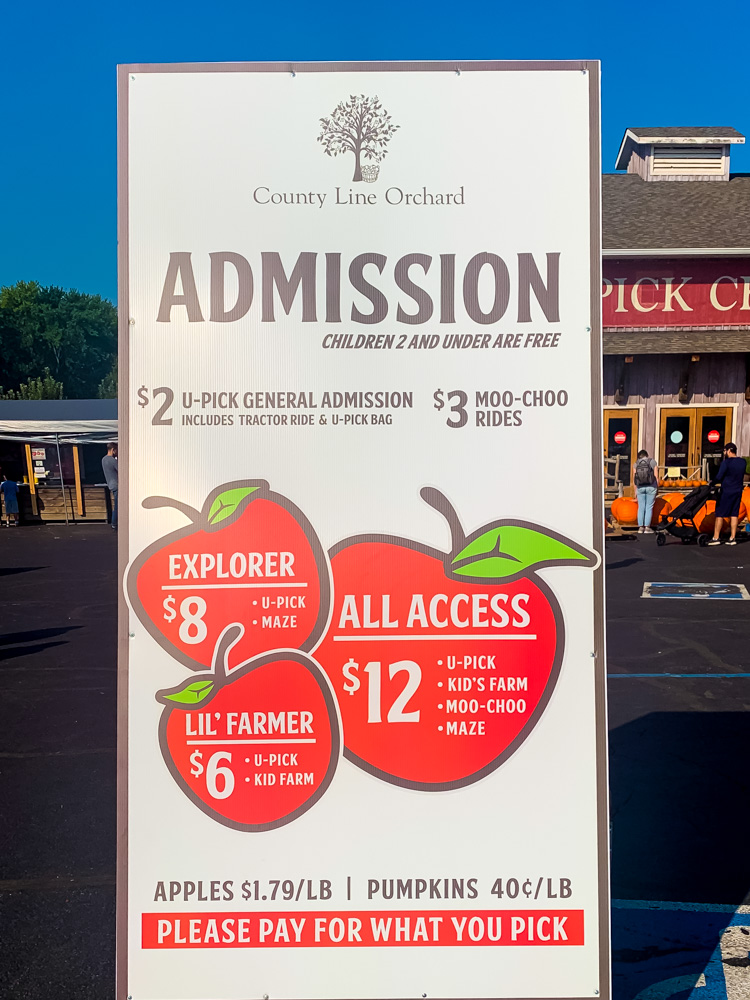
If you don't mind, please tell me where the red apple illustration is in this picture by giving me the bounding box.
[127,480,330,673]
[316,487,597,790]
[158,625,340,831]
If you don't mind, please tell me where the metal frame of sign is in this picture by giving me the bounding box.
[117,59,608,1000]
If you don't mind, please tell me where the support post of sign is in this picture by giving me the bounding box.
[24,443,38,516]
[55,433,70,525]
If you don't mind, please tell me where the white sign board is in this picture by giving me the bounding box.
[119,61,608,1000]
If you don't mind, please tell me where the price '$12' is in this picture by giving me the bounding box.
[341,658,422,723]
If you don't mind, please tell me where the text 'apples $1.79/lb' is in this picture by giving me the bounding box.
[127,480,330,673]
[315,488,597,790]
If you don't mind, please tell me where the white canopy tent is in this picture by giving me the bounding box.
[0,399,117,444]
[0,400,117,524]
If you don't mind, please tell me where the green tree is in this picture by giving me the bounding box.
[0,281,117,398]
[98,357,118,398]
[0,368,64,400]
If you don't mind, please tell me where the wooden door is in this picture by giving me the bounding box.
[658,407,733,480]
[696,407,733,480]
[659,408,694,479]
[604,408,639,494]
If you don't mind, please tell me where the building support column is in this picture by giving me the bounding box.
[24,444,38,516]
[73,445,84,516]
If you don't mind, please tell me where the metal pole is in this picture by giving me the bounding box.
[55,433,69,525]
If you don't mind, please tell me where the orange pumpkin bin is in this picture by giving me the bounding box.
[694,499,748,535]
[610,496,638,525]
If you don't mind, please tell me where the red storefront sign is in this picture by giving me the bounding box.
[613,431,627,444]
[603,259,750,327]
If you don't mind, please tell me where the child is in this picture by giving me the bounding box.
[1,475,20,526]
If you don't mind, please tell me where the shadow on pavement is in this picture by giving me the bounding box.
[0,566,45,577]
[607,558,644,571]
[0,627,82,647]
[610,711,750,904]
[611,711,750,998]
[0,641,69,662]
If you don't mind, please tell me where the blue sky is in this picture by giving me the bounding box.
[1,0,748,304]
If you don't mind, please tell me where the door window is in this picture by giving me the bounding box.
[607,418,632,463]
[699,415,727,480]
[663,415,691,477]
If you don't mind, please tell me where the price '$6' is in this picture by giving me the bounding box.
[433,388,468,428]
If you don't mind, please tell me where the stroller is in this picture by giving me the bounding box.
[656,483,716,547]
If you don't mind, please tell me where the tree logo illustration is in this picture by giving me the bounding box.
[317,95,399,183]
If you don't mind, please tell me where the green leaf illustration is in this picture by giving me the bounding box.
[207,487,258,526]
[162,679,215,705]
[451,525,593,579]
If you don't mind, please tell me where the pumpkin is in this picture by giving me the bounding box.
[661,492,685,513]
[610,496,638,525]
[651,496,671,523]
[694,500,749,535]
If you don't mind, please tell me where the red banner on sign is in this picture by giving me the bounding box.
[603,259,750,327]
[142,909,584,948]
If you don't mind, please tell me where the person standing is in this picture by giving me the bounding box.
[708,442,746,546]
[633,449,658,534]
[102,444,118,530]
[1,475,20,526]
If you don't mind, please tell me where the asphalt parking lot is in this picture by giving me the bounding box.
[0,524,749,998]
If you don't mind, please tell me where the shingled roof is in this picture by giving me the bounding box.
[602,173,750,252]
[626,126,745,141]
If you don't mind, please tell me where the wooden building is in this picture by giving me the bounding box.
[602,126,750,489]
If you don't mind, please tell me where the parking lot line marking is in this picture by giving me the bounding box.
[609,673,750,679]
[612,899,750,913]
[642,582,750,600]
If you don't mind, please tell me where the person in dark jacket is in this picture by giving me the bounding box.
[708,442,746,546]
[101,444,118,530]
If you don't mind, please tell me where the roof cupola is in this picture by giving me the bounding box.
[615,127,745,182]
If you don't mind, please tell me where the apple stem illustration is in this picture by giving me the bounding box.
[212,624,244,681]
[420,487,466,554]
[142,495,202,523]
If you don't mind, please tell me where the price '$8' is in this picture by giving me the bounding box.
[433,388,468,428]
[342,658,422,723]
[162,593,208,644]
